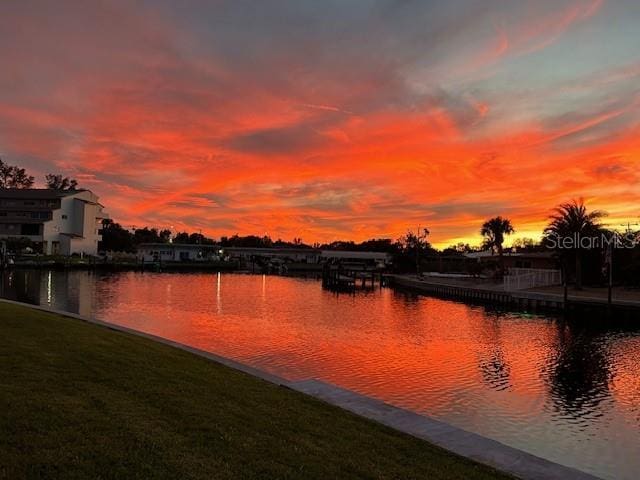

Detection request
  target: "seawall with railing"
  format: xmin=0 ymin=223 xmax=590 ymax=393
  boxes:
xmin=385 ymin=274 xmax=640 ymax=317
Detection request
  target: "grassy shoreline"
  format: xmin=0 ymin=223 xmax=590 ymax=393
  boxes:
xmin=0 ymin=302 xmax=510 ymax=479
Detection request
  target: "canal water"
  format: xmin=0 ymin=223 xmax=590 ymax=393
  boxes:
xmin=1 ymin=269 xmax=638 ymax=480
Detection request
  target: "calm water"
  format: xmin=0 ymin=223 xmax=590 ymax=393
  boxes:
xmin=2 ymin=270 xmax=639 ymax=480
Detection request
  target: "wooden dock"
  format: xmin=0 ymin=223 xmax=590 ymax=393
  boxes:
xmin=322 ymin=264 xmax=382 ymax=291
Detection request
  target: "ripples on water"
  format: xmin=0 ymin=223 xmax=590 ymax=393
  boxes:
xmin=1 ymin=270 xmax=639 ymax=480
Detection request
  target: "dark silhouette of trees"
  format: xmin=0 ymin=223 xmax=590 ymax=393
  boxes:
xmin=395 ymin=229 xmax=433 ymax=274
xmin=480 ymin=216 xmax=514 ymax=276
xmin=617 ymin=230 xmax=640 ymax=286
xmin=320 ymin=238 xmax=400 ymax=254
xmin=358 ymin=238 xmax=399 ymax=253
xmin=173 ymin=231 xmax=215 ymax=245
xmin=159 ymin=229 xmax=172 ymax=243
xmin=132 ymin=227 xmax=167 ymax=245
xmin=441 ymin=242 xmax=476 ymax=255
xmin=45 ymin=174 xmax=78 ymax=191
xmin=544 ymin=199 xmax=606 ymax=289
xmin=0 ymin=158 xmax=35 ymax=188
xmin=220 ymin=235 xmax=273 ymax=248
xmin=511 ymin=237 xmax=541 ymax=252
xmin=99 ymin=219 xmax=135 ymax=253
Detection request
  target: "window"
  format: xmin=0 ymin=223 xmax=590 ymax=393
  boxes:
xmin=62 ymin=214 xmax=68 ymax=220
xmin=21 ymin=224 xmax=40 ymax=235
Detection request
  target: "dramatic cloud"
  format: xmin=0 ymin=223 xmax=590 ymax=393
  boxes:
xmin=1 ymin=0 xmax=638 ymax=246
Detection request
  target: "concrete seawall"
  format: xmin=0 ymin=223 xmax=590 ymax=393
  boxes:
xmin=385 ymin=274 xmax=640 ymax=316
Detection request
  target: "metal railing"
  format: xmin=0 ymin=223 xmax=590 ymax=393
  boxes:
xmin=504 ymin=268 xmax=562 ymax=291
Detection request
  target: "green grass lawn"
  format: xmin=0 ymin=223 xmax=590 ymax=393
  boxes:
xmin=0 ymin=302 xmax=511 ymax=480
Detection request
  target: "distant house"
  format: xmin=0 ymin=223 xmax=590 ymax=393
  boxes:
xmin=0 ymin=188 xmax=107 ymax=256
xmin=465 ymin=250 xmax=558 ymax=270
xmin=137 ymin=243 xmax=223 ymax=262
xmin=320 ymin=250 xmax=392 ymax=267
xmin=224 ymin=247 xmax=320 ymax=265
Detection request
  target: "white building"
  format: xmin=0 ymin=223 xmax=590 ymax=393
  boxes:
xmin=224 ymin=247 xmax=320 ymax=264
xmin=0 ymin=189 xmax=107 ymax=256
xmin=137 ymin=243 xmax=223 ymax=262
xmin=320 ymin=250 xmax=392 ymax=267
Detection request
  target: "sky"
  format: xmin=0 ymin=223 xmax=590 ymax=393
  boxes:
xmin=1 ymin=0 xmax=639 ymax=247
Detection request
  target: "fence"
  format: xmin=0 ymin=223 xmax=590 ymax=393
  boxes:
xmin=504 ymin=268 xmax=562 ymax=291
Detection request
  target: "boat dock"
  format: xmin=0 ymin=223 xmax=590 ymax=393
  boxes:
xmin=322 ymin=263 xmax=383 ymax=291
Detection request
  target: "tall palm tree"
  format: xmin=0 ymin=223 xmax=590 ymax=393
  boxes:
xmin=480 ymin=216 xmax=514 ymax=276
xmin=544 ymin=199 xmax=606 ymax=290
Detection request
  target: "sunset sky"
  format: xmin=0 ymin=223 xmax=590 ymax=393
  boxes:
xmin=1 ymin=0 xmax=639 ymax=247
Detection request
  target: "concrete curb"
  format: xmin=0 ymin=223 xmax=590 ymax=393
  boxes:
xmin=289 ymin=379 xmax=601 ymax=480
xmin=1 ymin=298 xmax=602 ymax=480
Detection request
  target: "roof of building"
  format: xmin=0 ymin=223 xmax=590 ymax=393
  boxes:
xmin=320 ymin=250 xmax=391 ymax=260
xmin=224 ymin=247 xmax=319 ymax=254
xmin=138 ymin=243 xmax=221 ymax=249
xmin=465 ymin=250 xmax=554 ymax=259
xmin=0 ymin=188 xmax=87 ymax=199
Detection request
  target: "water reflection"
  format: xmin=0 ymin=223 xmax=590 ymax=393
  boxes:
xmin=1 ymin=269 xmax=639 ymax=480
xmin=476 ymin=314 xmax=512 ymax=392
xmin=547 ymin=322 xmax=613 ymax=420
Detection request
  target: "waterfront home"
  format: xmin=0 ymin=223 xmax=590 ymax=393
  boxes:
xmin=465 ymin=250 xmax=558 ymax=270
xmin=0 ymin=188 xmax=107 ymax=256
xmin=464 ymin=249 xmax=562 ymax=289
xmin=225 ymin=247 xmax=321 ymax=266
xmin=137 ymin=243 xmax=223 ymax=263
xmin=320 ymin=250 xmax=392 ymax=268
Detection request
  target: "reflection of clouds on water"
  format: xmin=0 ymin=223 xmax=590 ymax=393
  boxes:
xmin=475 ymin=313 xmax=513 ymax=392
xmin=216 ymin=272 xmax=222 ymax=315
xmin=2 ymin=270 xmax=640 ymax=480
xmin=479 ymin=348 xmax=512 ymax=392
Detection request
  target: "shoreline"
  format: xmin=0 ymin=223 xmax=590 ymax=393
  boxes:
xmin=1 ymin=297 xmax=602 ymax=480
xmin=385 ymin=274 xmax=640 ymax=317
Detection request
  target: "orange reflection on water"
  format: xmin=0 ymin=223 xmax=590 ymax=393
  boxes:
xmin=2 ymin=270 xmax=639 ymax=480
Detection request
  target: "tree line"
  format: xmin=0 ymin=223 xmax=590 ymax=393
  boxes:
xmin=0 ymin=157 xmax=79 ymax=190
xmin=101 ymin=198 xmax=640 ymax=287
xmin=3 ymin=155 xmax=636 ymax=287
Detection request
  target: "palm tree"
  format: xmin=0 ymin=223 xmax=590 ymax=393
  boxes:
xmin=480 ymin=216 xmax=514 ymax=276
xmin=544 ymin=199 xmax=606 ymax=290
